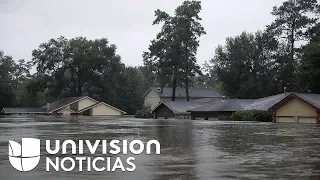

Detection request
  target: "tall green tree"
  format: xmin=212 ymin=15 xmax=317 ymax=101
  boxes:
xmin=0 ymin=51 xmax=15 ymax=109
xmin=212 ymin=31 xmax=279 ymax=98
xmin=269 ymin=0 xmax=319 ymax=59
xmin=267 ymin=0 xmax=319 ymax=90
xmin=144 ymin=0 xmax=205 ymax=101
xmin=32 ymin=36 xmax=123 ymax=98
xmin=31 ymin=36 xmax=146 ymax=114
xmin=173 ymin=0 xmax=205 ymax=101
xmin=0 ymin=51 xmax=31 ymax=109
xmin=298 ymin=24 xmax=320 ymax=93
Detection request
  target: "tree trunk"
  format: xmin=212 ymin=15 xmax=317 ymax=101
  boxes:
xmin=77 ymin=79 xmax=82 ymax=96
xmin=185 ymin=44 xmax=190 ymax=102
xmin=185 ymin=77 xmax=189 ymax=102
xmin=185 ymin=59 xmax=190 ymax=102
xmin=290 ymin=34 xmax=295 ymax=61
xmin=290 ymin=20 xmax=295 ymax=62
xmin=172 ymin=76 xmax=176 ymax=101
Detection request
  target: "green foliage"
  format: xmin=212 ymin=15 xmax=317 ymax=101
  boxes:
xmin=32 ymin=36 xmax=122 ymax=97
xmin=232 ymin=110 xmax=273 ymax=122
xmin=144 ymin=0 xmax=205 ymax=101
xmin=298 ymin=27 xmax=320 ymax=93
xmin=0 ymin=83 xmax=15 ymax=110
xmin=135 ymin=106 xmax=153 ymax=119
xmin=212 ymin=31 xmax=280 ymax=98
xmin=30 ymin=37 xmax=149 ymax=114
xmin=209 ymin=0 xmax=320 ymax=98
xmin=0 ymin=51 xmax=32 ymax=109
xmin=268 ymin=0 xmax=319 ymax=58
xmin=2 ymin=0 xmax=320 ymax=114
xmin=267 ymin=0 xmax=320 ymax=89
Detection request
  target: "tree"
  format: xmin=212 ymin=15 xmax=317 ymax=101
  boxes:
xmin=31 ymin=36 xmax=147 ymax=114
xmin=143 ymin=16 xmax=184 ymax=101
xmin=212 ymin=31 xmax=280 ymax=98
xmin=267 ymin=0 xmax=319 ymax=89
xmin=118 ymin=67 xmax=146 ymax=114
xmin=173 ymin=0 xmax=205 ymax=101
xmin=32 ymin=36 xmax=123 ymax=99
xmin=0 ymin=51 xmax=19 ymax=109
xmin=144 ymin=0 xmax=205 ymax=101
xmin=298 ymin=24 xmax=320 ymax=93
xmin=269 ymin=0 xmax=319 ymax=60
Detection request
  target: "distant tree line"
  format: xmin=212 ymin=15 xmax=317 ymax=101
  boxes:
xmin=1 ymin=0 xmax=320 ymax=113
xmin=204 ymin=0 xmax=320 ymax=98
xmin=0 ymin=38 xmax=149 ymax=114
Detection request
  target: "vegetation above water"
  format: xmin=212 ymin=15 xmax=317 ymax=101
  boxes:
xmin=1 ymin=0 xmax=320 ymax=115
xmin=135 ymin=106 xmax=153 ymax=119
xmin=232 ymin=110 xmax=273 ymax=122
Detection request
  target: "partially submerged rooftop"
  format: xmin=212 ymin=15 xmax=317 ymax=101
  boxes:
xmin=1 ymin=108 xmax=47 ymax=114
xmin=145 ymin=87 xmax=223 ymax=98
xmin=152 ymin=92 xmax=320 ymax=115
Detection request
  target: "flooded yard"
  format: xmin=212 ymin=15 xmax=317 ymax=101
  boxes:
xmin=1 ymin=116 xmax=320 ymax=179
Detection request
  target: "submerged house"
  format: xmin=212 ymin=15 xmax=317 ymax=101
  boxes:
xmin=143 ymin=87 xmax=223 ymax=110
xmin=150 ymin=90 xmax=320 ymax=124
xmin=1 ymin=96 xmax=126 ymax=116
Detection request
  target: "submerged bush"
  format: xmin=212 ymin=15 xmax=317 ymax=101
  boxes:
xmin=232 ymin=110 xmax=272 ymax=122
xmin=135 ymin=106 xmax=153 ymax=119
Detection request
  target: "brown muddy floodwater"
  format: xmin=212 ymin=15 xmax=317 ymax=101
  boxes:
xmin=1 ymin=116 xmax=320 ymax=180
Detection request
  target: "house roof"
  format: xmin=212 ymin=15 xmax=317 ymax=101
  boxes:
xmin=57 ymin=108 xmax=76 ymax=113
xmin=77 ymin=102 xmax=127 ymax=114
xmin=294 ymin=93 xmax=320 ymax=109
xmin=1 ymin=108 xmax=47 ymax=114
xmin=1 ymin=96 xmax=126 ymax=115
xmin=152 ymin=101 xmax=209 ymax=114
xmin=188 ymin=99 xmax=256 ymax=112
xmin=244 ymin=93 xmax=288 ymax=110
xmin=143 ymin=87 xmax=223 ymax=98
xmin=269 ymin=93 xmax=320 ymax=110
xmin=187 ymin=92 xmax=320 ymax=113
xmin=46 ymin=96 xmax=98 ymax=113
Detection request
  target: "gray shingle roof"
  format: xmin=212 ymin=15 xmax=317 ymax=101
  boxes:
xmin=159 ymin=101 xmax=210 ymax=114
xmin=1 ymin=108 xmax=47 ymax=114
xmin=1 ymin=96 xmax=105 ymax=115
xmin=188 ymin=92 xmax=320 ymax=112
xmin=294 ymin=93 xmax=320 ymax=109
xmin=46 ymin=96 xmax=86 ymax=112
xmin=244 ymin=93 xmax=288 ymax=110
xmin=189 ymin=99 xmax=256 ymax=112
xmin=150 ymin=87 xmax=223 ymax=98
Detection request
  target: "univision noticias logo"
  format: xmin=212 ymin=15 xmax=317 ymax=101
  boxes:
xmin=8 ymin=138 xmax=41 ymax=172
xmin=8 ymin=138 xmax=160 ymax=172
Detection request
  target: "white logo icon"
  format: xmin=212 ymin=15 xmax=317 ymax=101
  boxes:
xmin=8 ymin=138 xmax=40 ymax=171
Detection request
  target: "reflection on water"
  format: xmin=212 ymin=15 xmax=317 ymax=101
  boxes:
xmin=1 ymin=116 xmax=320 ymax=180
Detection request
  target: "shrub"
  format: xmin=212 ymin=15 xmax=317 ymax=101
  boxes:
xmin=135 ymin=106 xmax=153 ymax=119
xmin=232 ymin=110 xmax=272 ymax=122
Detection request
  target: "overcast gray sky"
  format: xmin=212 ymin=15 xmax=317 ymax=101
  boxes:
xmin=0 ymin=0 xmax=284 ymax=67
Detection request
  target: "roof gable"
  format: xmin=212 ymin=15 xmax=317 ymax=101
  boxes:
xmin=269 ymin=93 xmax=320 ymax=111
xmin=47 ymin=96 xmax=98 ymax=113
xmin=57 ymin=108 xmax=76 ymax=113
xmin=152 ymin=101 xmax=210 ymax=114
xmin=77 ymin=102 xmax=126 ymax=114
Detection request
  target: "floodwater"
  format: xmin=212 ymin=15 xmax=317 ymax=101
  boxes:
xmin=1 ymin=116 xmax=320 ymax=180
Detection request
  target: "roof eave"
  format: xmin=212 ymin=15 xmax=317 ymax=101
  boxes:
xmin=48 ymin=96 xmax=98 ymax=113
xmin=268 ymin=93 xmax=320 ymax=111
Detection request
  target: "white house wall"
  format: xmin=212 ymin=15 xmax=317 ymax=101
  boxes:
xmin=91 ymin=104 xmax=122 ymax=116
xmin=78 ymin=98 xmax=97 ymax=111
xmin=144 ymin=89 xmax=161 ymax=110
